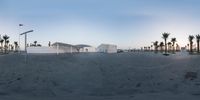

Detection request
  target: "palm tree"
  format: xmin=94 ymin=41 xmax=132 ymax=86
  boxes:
xmin=14 ymin=41 xmax=18 ymax=52
xmin=6 ymin=40 xmax=9 ymax=52
xmin=6 ymin=40 xmax=9 ymax=44
xmin=3 ymin=35 xmax=9 ymax=53
xmin=159 ymin=42 xmax=164 ymax=52
xmin=176 ymin=44 xmax=180 ymax=51
xmin=167 ymin=42 xmax=172 ymax=52
xmin=150 ymin=45 xmax=153 ymax=51
xmin=187 ymin=44 xmax=189 ymax=51
xmin=0 ymin=38 xmax=3 ymax=53
xmin=48 ymin=41 xmax=51 ymax=47
xmin=188 ymin=35 xmax=194 ymax=53
xmin=148 ymin=46 xmax=151 ymax=51
xmin=153 ymin=41 xmax=159 ymax=53
xmin=0 ymin=39 xmax=3 ymax=46
xmin=171 ymin=38 xmax=176 ymax=53
xmin=11 ymin=45 xmax=14 ymax=51
xmin=196 ymin=34 xmax=200 ymax=53
xmin=144 ymin=47 xmax=146 ymax=51
xmin=34 ymin=41 xmax=37 ymax=46
xmin=162 ymin=32 xmax=170 ymax=54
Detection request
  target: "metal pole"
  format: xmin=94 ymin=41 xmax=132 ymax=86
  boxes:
xmin=19 ymin=34 xmax=20 ymax=53
xmin=19 ymin=24 xmax=23 ymax=53
xmin=25 ymin=34 xmax=27 ymax=53
xmin=57 ymin=43 xmax=59 ymax=55
xmin=71 ymin=46 xmax=72 ymax=53
xmin=20 ymin=30 xmax=33 ymax=63
xmin=25 ymin=33 xmax=27 ymax=63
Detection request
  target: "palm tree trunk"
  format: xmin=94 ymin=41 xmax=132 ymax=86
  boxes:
xmin=197 ymin=41 xmax=199 ymax=53
xmin=173 ymin=43 xmax=175 ymax=53
xmin=160 ymin=46 xmax=162 ymax=52
xmin=15 ymin=45 xmax=17 ymax=51
xmin=1 ymin=43 xmax=3 ymax=52
xmin=190 ymin=42 xmax=193 ymax=52
xmin=0 ymin=43 xmax=2 ymax=53
xmin=165 ymin=39 xmax=167 ymax=54
xmin=155 ymin=46 xmax=158 ymax=53
xmin=4 ymin=42 xmax=6 ymax=54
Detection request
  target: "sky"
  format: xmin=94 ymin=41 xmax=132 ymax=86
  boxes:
xmin=1 ymin=0 xmax=200 ymax=49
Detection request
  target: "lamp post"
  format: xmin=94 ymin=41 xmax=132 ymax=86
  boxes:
xmin=56 ymin=43 xmax=59 ymax=55
xmin=19 ymin=24 xmax=23 ymax=53
xmin=20 ymin=30 xmax=33 ymax=63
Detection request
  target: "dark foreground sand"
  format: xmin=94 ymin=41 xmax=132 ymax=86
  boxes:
xmin=0 ymin=52 xmax=200 ymax=100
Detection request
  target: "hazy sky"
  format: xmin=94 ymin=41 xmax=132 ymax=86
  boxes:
xmin=1 ymin=0 xmax=200 ymax=49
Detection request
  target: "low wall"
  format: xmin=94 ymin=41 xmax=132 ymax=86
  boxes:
xmin=27 ymin=47 xmax=64 ymax=54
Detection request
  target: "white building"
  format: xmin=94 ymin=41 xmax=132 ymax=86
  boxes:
xmin=27 ymin=42 xmax=97 ymax=54
xmin=52 ymin=42 xmax=79 ymax=53
xmin=27 ymin=47 xmax=59 ymax=54
xmin=97 ymin=44 xmax=117 ymax=53
xmin=76 ymin=44 xmax=96 ymax=52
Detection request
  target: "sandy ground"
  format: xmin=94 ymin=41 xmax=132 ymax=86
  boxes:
xmin=0 ymin=52 xmax=200 ymax=100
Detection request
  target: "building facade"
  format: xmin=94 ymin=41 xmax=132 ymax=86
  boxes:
xmin=52 ymin=42 xmax=79 ymax=53
xmin=76 ymin=44 xmax=96 ymax=52
xmin=97 ymin=44 xmax=117 ymax=53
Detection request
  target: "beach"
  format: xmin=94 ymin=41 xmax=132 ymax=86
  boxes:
xmin=0 ymin=52 xmax=200 ymax=100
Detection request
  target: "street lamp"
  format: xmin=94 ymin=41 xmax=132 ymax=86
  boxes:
xmin=19 ymin=24 xmax=23 ymax=53
xmin=20 ymin=30 xmax=33 ymax=63
xmin=20 ymin=30 xmax=34 ymax=53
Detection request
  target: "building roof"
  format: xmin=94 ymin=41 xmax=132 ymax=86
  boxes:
xmin=52 ymin=42 xmax=78 ymax=48
xmin=75 ymin=44 xmax=91 ymax=48
xmin=52 ymin=42 xmax=93 ymax=49
xmin=98 ymin=44 xmax=117 ymax=47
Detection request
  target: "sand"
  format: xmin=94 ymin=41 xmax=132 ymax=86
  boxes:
xmin=0 ymin=52 xmax=200 ymax=100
